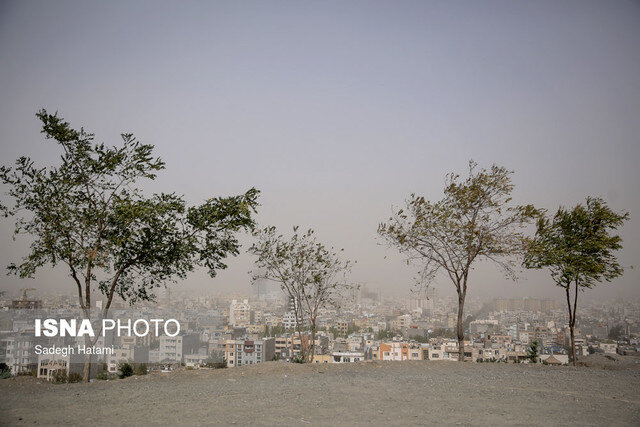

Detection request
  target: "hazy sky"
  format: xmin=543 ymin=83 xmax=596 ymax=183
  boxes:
xmin=1 ymin=0 xmax=639 ymax=301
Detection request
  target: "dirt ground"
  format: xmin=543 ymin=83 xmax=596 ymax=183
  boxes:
xmin=1 ymin=359 xmax=639 ymax=426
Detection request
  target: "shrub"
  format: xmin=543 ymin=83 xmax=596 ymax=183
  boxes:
xmin=96 ymin=371 xmax=110 ymax=380
xmin=291 ymin=355 xmax=306 ymax=364
xmin=119 ymin=363 xmax=133 ymax=379
xmin=0 ymin=371 xmax=12 ymax=379
xmin=134 ymin=363 xmax=148 ymax=376
xmin=0 ymin=363 xmax=12 ymax=379
xmin=53 ymin=370 xmax=68 ymax=383
xmin=68 ymin=372 xmax=83 ymax=383
xmin=204 ymin=357 xmax=226 ymax=369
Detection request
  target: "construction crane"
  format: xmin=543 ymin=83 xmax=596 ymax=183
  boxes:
xmin=20 ymin=287 xmax=37 ymax=301
xmin=12 ymin=288 xmax=42 ymax=309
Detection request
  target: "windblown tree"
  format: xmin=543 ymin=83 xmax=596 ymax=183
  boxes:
xmin=0 ymin=110 xmax=260 ymax=380
xmin=249 ymin=226 xmax=354 ymax=363
xmin=378 ymin=161 xmax=537 ymax=361
xmin=523 ymin=197 xmax=628 ymax=366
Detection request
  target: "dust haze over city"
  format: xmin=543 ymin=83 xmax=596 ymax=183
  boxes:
xmin=3 ymin=2 xmax=640 ymax=425
xmin=1 ymin=0 xmax=639 ymax=303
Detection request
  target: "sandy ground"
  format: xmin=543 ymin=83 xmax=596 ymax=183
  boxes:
xmin=1 ymin=359 xmax=639 ymax=426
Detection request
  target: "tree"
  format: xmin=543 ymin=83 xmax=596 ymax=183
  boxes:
xmin=0 ymin=110 xmax=259 ymax=380
xmin=118 ymin=363 xmax=133 ymax=379
xmin=527 ymin=340 xmax=539 ymax=364
xmin=0 ymin=362 xmax=11 ymax=379
xmin=249 ymin=226 xmax=354 ymax=363
xmin=523 ymin=197 xmax=628 ymax=366
xmin=378 ymin=161 xmax=537 ymax=361
xmin=608 ymin=324 xmax=624 ymax=341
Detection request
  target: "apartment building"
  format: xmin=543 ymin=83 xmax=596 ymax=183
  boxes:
xmin=158 ymin=333 xmax=200 ymax=363
xmin=379 ymin=342 xmax=419 ymax=361
xmin=282 ymin=312 xmax=297 ymax=329
xmin=224 ymin=338 xmax=275 ymax=367
xmin=4 ymin=332 xmax=47 ymax=375
xmin=229 ymin=299 xmax=254 ymax=328
xmin=272 ymin=333 xmax=328 ymax=360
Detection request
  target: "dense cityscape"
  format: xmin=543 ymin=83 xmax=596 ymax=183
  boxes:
xmin=2 ymin=284 xmax=638 ymax=380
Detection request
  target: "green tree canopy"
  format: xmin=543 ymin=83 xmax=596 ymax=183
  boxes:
xmin=523 ymin=197 xmax=628 ymax=365
xmin=0 ymin=110 xmax=259 ymax=379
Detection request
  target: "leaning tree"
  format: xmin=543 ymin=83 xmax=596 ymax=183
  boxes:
xmin=523 ymin=197 xmax=628 ymax=365
xmin=378 ymin=161 xmax=537 ymax=361
xmin=249 ymin=226 xmax=354 ymax=363
xmin=0 ymin=110 xmax=260 ymax=380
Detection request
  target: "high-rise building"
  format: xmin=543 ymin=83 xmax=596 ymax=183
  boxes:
xmin=229 ymin=299 xmax=254 ymax=327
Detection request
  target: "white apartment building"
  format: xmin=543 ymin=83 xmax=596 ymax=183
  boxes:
xmin=229 ymin=299 xmax=254 ymax=327
xmin=282 ymin=312 xmax=297 ymax=329
xmin=158 ymin=334 xmax=200 ymax=363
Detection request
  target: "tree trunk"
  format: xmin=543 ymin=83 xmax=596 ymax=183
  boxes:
xmin=457 ymin=291 xmax=466 ymax=362
xmin=82 ymin=334 xmax=92 ymax=382
xmin=565 ymin=284 xmax=578 ymax=367
xmin=82 ymin=353 xmax=92 ymax=382
xmin=294 ymin=316 xmax=306 ymax=363
xmin=569 ymin=324 xmax=576 ymax=367
xmin=308 ymin=321 xmax=316 ymax=363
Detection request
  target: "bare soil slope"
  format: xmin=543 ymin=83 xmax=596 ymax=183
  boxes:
xmin=1 ymin=360 xmax=639 ymax=425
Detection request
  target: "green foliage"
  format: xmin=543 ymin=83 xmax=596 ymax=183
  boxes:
xmin=0 ymin=363 xmax=12 ymax=379
xmin=523 ymin=197 xmax=628 ymax=365
xmin=53 ymin=370 xmax=68 ymax=383
xmin=118 ymin=363 xmax=133 ymax=378
xmin=524 ymin=197 xmax=628 ymax=291
xmin=0 ymin=110 xmax=259 ymax=311
xmin=527 ymin=340 xmax=539 ymax=363
xmin=291 ymin=354 xmax=306 ymax=364
xmin=96 ymin=371 xmax=111 ymax=380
